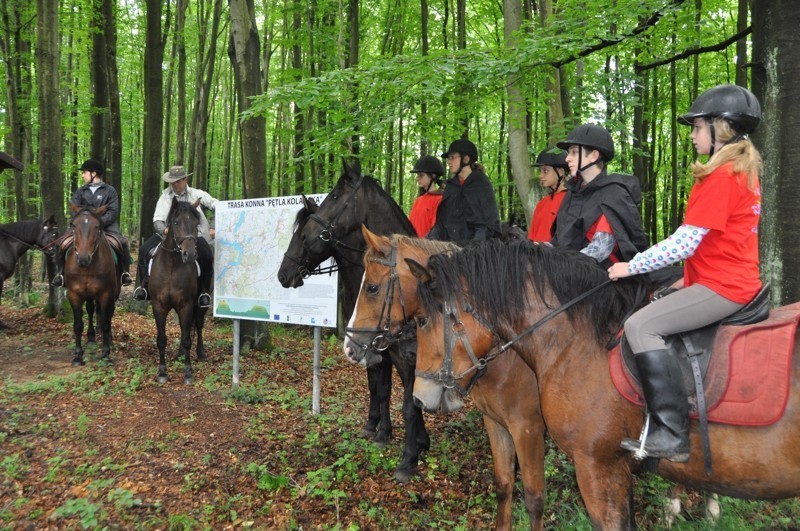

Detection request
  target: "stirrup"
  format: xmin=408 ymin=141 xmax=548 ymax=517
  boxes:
xmin=133 ymin=286 xmax=148 ymax=301
xmin=197 ymin=293 xmax=212 ymax=308
xmin=121 ymin=272 xmax=133 ymax=286
xmin=51 ymin=274 xmax=64 ymax=287
xmin=621 ymin=412 xmax=651 ymax=460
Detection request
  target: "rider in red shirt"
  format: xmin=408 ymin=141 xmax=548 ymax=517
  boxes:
xmin=408 ymin=155 xmax=445 ymax=237
xmin=608 ymin=84 xmax=763 ymax=462
xmin=528 ymin=148 xmax=569 ymax=243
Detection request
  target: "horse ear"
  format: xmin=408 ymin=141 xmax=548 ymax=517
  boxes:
xmin=301 ymin=195 xmax=317 ymax=212
xmin=45 ymin=215 xmax=56 ymax=224
xmin=192 ymin=199 xmax=201 ymax=209
xmin=69 ymin=202 xmax=80 ymax=215
xmin=171 ymin=197 xmax=180 ymax=208
xmin=95 ymin=204 xmax=108 ymax=216
xmin=362 ymin=225 xmax=391 ymax=256
xmin=342 ymin=158 xmax=360 ymax=180
xmin=405 ymin=258 xmax=433 ymax=284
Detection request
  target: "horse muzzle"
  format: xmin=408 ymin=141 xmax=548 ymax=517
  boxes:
xmin=412 ymin=381 xmax=465 ymax=414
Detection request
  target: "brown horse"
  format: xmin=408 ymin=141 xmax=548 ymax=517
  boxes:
xmin=64 ymin=204 xmax=121 ymax=365
xmin=149 ymin=198 xmax=207 ymax=384
xmin=408 ymin=239 xmax=800 ymax=529
xmin=344 ymin=227 xmax=546 ymax=530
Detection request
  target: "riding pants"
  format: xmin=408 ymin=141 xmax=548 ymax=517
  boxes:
xmin=624 ymin=284 xmax=744 ymax=353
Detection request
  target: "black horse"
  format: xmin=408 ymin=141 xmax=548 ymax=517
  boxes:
xmin=0 ymin=216 xmax=59 ymax=327
xmin=277 ymin=160 xmax=428 ymax=482
xmin=149 ymin=198 xmax=208 ymax=384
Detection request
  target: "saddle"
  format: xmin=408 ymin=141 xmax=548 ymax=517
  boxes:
xmin=60 ymin=232 xmax=124 ymax=257
xmin=611 ymin=285 xmax=800 ymax=427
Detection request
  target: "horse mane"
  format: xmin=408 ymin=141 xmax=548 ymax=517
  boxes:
xmin=167 ymin=200 xmax=201 ymax=224
xmin=421 ymin=240 xmax=646 ymax=345
xmin=358 ymin=177 xmax=416 ymax=235
xmin=293 ymin=204 xmax=313 ymax=231
xmin=0 ymin=219 xmax=41 ymax=242
xmin=383 ymin=234 xmax=459 ymax=258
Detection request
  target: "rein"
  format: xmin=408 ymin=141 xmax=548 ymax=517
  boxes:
xmin=304 ymin=174 xmax=366 ymax=268
xmin=416 ymin=279 xmax=614 ymax=394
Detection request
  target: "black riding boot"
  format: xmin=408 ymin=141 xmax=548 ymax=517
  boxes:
xmin=120 ymin=240 xmax=133 ymax=286
xmin=620 ymin=349 xmax=690 ymax=463
xmin=51 ymin=250 xmax=65 ymax=287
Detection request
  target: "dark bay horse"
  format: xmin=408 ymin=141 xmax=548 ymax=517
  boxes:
xmin=149 ymin=198 xmax=207 ymax=384
xmin=64 ymin=205 xmax=120 ymax=365
xmin=344 ymin=227 xmax=545 ymax=530
xmin=277 ymin=160 xmax=428 ymax=483
xmin=409 ymin=239 xmax=800 ymax=529
xmin=0 ymin=215 xmax=59 ymax=301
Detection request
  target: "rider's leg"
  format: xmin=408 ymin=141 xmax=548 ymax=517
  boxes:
xmin=51 ymin=246 xmax=65 ymax=287
xmin=133 ymin=234 xmax=160 ymax=300
xmin=196 ymin=238 xmax=213 ymax=308
xmin=119 ymin=236 xmax=133 ymax=286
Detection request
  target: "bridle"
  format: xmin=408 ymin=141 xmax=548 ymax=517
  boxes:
xmin=71 ymin=211 xmax=104 ymax=264
xmin=303 ymin=174 xmax=366 ymax=266
xmin=344 ymin=242 xmax=415 ymax=356
xmin=160 ymin=208 xmax=199 ymax=254
xmin=415 ymin=279 xmax=614 ymax=397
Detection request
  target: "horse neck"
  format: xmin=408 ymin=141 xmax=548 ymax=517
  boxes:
xmin=0 ymin=221 xmax=37 ymax=258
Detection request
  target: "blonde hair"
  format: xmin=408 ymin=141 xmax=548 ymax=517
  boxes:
xmin=691 ymin=117 xmax=762 ymax=191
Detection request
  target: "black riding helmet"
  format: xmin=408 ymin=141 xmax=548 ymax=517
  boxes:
xmin=532 ymin=147 xmax=569 ymax=169
xmin=677 ymin=84 xmax=761 ymax=135
xmin=556 ymin=124 xmax=615 ymax=162
xmin=441 ymin=139 xmax=479 ymax=163
xmin=410 ymin=155 xmax=446 ymax=177
xmin=78 ymin=159 xmax=105 ymax=175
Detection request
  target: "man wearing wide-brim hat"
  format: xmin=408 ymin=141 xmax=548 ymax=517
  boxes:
xmin=133 ymin=165 xmax=218 ymax=307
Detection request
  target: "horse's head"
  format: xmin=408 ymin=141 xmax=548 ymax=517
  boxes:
xmin=299 ymin=160 xmax=365 ymax=259
xmin=277 ymin=195 xmax=319 ymax=288
xmin=70 ymin=204 xmax=107 ymax=267
xmin=167 ymin=198 xmax=202 ymax=264
xmin=36 ymin=215 xmax=59 ymax=256
xmin=343 ymin=226 xmax=458 ymax=366
xmin=406 ymin=257 xmax=496 ymax=415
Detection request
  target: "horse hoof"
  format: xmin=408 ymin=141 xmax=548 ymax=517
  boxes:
xmin=373 ymin=439 xmax=389 ymax=449
xmin=157 ymin=375 xmax=168 ymax=384
xmin=184 ymin=377 xmax=194 ymax=385
xmin=393 ymin=467 xmax=416 ymax=484
xmin=359 ymin=428 xmax=377 ymax=439
xmin=71 ymin=359 xmax=85 ymax=367
xmin=197 ymin=351 xmax=207 ymax=362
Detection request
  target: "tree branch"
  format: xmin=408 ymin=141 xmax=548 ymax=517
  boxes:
xmin=551 ymin=0 xmax=688 ymax=68
xmin=636 ymin=26 xmax=752 ymax=72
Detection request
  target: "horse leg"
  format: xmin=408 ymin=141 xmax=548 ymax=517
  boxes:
xmin=97 ymin=296 xmax=114 ymax=363
xmin=389 ymin=342 xmax=428 ymax=483
xmin=372 ymin=356 xmax=393 ymax=446
xmin=178 ymin=306 xmax=195 ymax=384
xmin=194 ymin=307 xmax=207 ymax=361
xmin=361 ymin=362 xmax=383 ymax=439
xmin=86 ymin=299 xmax=96 ymax=344
xmin=483 ymin=417 xmax=519 ymax=531
xmin=509 ymin=417 xmax=546 ymax=531
xmin=69 ymin=299 xmax=85 ymax=366
xmin=153 ymin=306 xmax=169 ymax=384
xmin=572 ymin=455 xmax=635 ymax=530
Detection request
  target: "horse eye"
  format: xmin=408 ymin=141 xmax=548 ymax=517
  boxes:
xmin=416 ymin=315 xmax=428 ymax=328
xmin=365 ymin=284 xmax=379 ymax=295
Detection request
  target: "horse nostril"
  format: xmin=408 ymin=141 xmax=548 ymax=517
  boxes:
xmin=412 ymin=396 xmax=425 ymax=409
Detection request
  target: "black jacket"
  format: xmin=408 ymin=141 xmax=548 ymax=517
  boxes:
xmin=71 ymin=181 xmax=121 ymax=235
xmin=551 ymin=171 xmax=648 ymax=266
xmin=428 ymin=168 xmax=501 ymax=242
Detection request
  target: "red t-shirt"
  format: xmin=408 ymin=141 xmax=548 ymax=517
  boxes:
xmin=683 ymin=163 xmax=761 ymax=303
xmin=528 ymin=190 xmax=566 ymax=243
xmin=409 ymin=192 xmax=443 ymax=237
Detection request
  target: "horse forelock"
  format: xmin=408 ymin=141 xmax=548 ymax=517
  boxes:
xmin=422 ymin=241 xmax=643 ymax=345
xmin=293 ymin=205 xmax=312 ymax=231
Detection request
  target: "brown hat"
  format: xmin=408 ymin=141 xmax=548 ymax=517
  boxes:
xmin=162 ymin=165 xmax=192 ymax=183
xmin=0 ymin=151 xmax=24 ymax=172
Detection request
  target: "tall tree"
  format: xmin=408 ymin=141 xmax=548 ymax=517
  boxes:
xmin=102 ymin=0 xmax=123 ymax=201
xmin=752 ymin=0 xmax=800 ymax=305
xmin=36 ymin=0 xmax=63 ymax=315
xmin=139 ymin=0 xmax=165 ymax=244
xmin=504 ymin=0 xmax=534 ymax=219
xmin=229 ymin=0 xmax=267 ymax=198
xmin=89 ymin=0 xmax=109 ymax=162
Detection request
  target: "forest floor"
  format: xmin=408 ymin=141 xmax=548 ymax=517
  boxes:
xmin=2 ymin=285 xmax=798 ymax=529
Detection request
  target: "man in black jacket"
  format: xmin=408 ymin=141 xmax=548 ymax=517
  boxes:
xmin=427 ymin=138 xmax=501 ymax=242
xmin=551 ymin=124 xmax=648 ymax=267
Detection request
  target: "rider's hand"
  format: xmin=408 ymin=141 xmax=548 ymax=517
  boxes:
xmin=608 ymin=262 xmax=632 ymax=281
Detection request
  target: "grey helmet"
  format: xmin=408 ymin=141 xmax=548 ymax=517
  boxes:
xmin=410 ymin=155 xmax=446 ymax=177
xmin=532 ymin=147 xmax=569 ymax=169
